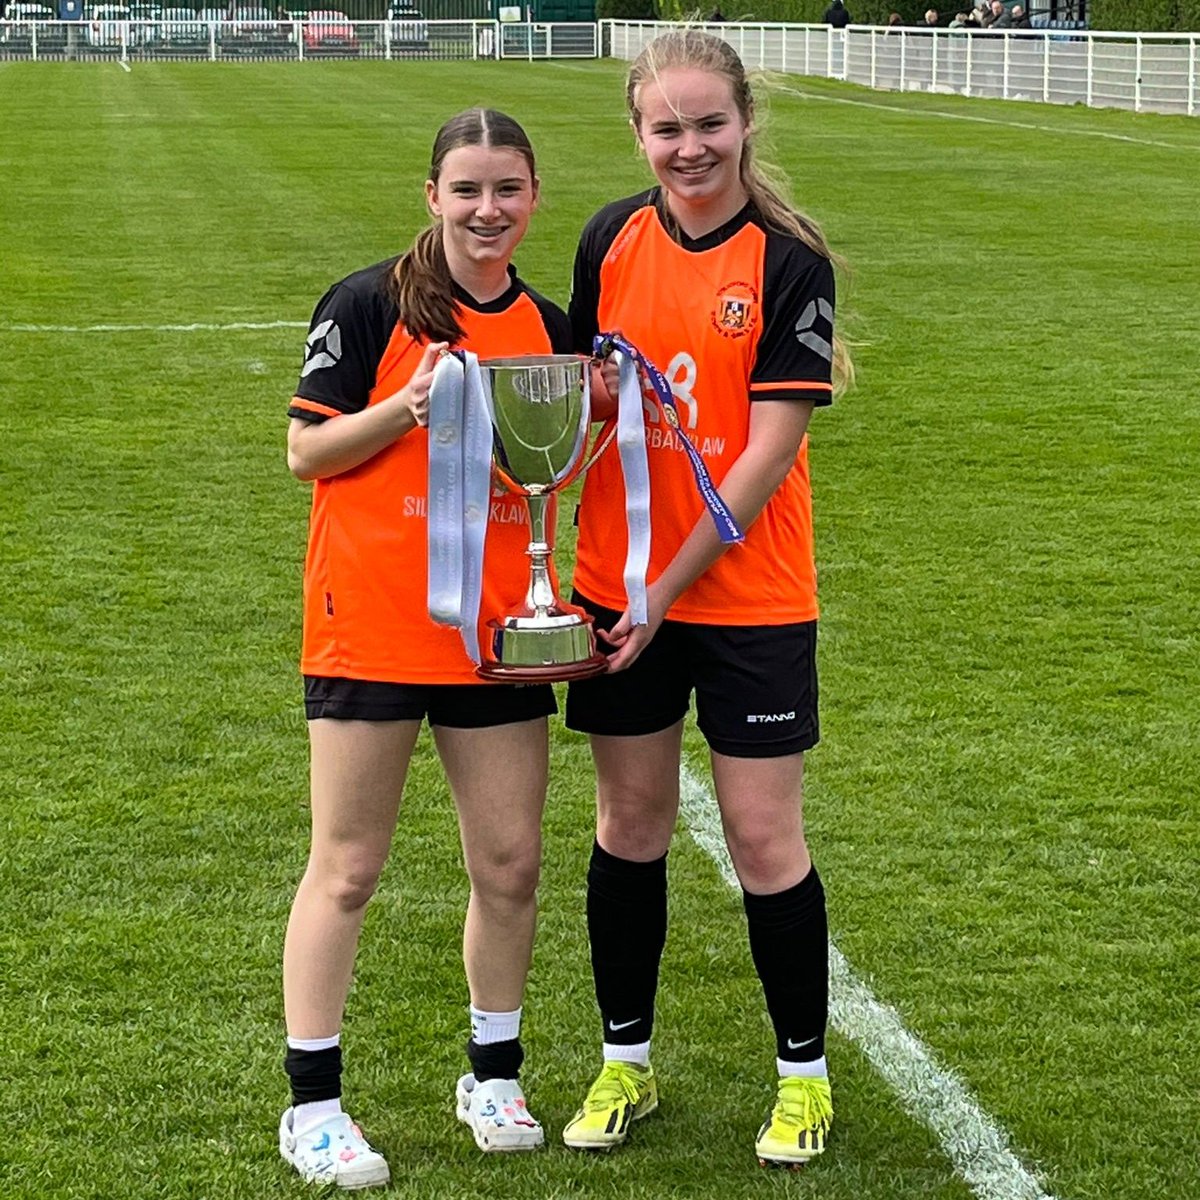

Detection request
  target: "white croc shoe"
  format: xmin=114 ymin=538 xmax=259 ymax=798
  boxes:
xmin=455 ymin=1073 xmax=545 ymax=1152
xmin=279 ymin=1107 xmax=390 ymax=1189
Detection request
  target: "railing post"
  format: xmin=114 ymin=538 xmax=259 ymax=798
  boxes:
xmin=1002 ymin=31 xmax=1010 ymax=98
xmin=1042 ymin=31 xmax=1050 ymax=101
xmin=900 ymin=29 xmax=906 ymax=91
xmin=32 ymin=19 xmax=39 ymax=59
xmin=871 ymin=27 xmax=877 ymax=88
xmin=931 ymin=28 xmax=938 ymax=91
xmin=1085 ymin=31 xmax=1093 ymax=106
xmin=803 ymin=26 xmax=810 ymax=75
xmin=208 ymin=21 xmax=215 ymax=61
xmin=1134 ymin=35 xmax=1142 ymax=113
xmin=1189 ymin=36 xmax=1196 ymax=117
xmin=965 ymin=28 xmax=973 ymax=96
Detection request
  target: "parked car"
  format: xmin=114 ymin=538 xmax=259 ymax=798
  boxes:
xmin=0 ymin=1 xmax=63 ymax=48
xmin=157 ymin=6 xmax=208 ymax=46
xmin=386 ymin=2 xmax=425 ymax=48
xmin=86 ymin=3 xmax=132 ymax=47
xmin=302 ymin=8 xmax=356 ymax=51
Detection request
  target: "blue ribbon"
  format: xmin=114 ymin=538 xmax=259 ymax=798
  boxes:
xmin=594 ymin=333 xmax=744 ymax=545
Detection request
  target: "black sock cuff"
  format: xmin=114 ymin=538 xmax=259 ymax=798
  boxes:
xmin=590 ymin=841 xmax=668 ymax=879
xmin=284 ymin=1044 xmax=343 ymax=1106
xmin=743 ymin=866 xmax=824 ymax=920
xmin=466 ymin=1037 xmax=524 ymax=1082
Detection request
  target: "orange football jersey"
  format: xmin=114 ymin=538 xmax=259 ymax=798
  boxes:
xmin=290 ymin=259 xmax=572 ymax=683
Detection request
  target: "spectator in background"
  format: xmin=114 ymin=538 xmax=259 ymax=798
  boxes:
xmin=887 ymin=10 xmax=903 ymax=26
xmin=1011 ymin=3 xmax=1031 ymax=25
xmin=922 ymin=8 xmax=940 ymax=24
xmin=947 ymin=10 xmax=971 ymax=26
xmin=708 ymin=6 xmax=728 ymax=19
xmin=983 ymin=0 xmax=1009 ymax=25
xmin=824 ymin=0 xmax=852 ymax=26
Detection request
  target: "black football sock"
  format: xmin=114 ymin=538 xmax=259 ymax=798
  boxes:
xmin=743 ymin=866 xmax=829 ymax=1064
xmin=587 ymin=840 xmax=667 ymax=1047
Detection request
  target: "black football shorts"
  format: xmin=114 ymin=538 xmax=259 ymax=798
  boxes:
xmin=564 ymin=594 xmax=818 ymax=758
xmin=304 ymin=675 xmax=556 ymax=728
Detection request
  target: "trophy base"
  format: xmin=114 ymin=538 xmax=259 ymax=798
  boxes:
xmin=477 ymin=611 xmax=608 ymax=683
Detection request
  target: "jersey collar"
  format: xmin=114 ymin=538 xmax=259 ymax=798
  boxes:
xmin=452 ymin=264 xmax=521 ymax=313
xmin=652 ymin=188 xmax=755 ymax=251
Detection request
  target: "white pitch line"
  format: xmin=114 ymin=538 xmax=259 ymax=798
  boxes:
xmin=118 ymin=59 xmax=131 ymax=72
xmin=5 ymin=320 xmax=307 ymax=333
xmin=779 ymin=83 xmax=1200 ymax=152
xmin=679 ymin=764 xmax=1057 ymax=1200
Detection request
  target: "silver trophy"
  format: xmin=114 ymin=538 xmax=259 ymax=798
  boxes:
xmin=477 ymin=354 xmax=607 ymax=682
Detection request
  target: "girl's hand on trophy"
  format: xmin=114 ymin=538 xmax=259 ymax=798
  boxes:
xmin=598 ymin=586 xmax=669 ymax=674
xmin=401 ymin=341 xmax=448 ymax=427
xmin=589 ymin=359 xmax=619 ymax=421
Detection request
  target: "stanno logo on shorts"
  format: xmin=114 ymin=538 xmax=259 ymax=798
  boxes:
xmin=746 ymin=711 xmax=796 ymax=723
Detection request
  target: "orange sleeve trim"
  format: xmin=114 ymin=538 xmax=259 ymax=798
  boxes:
xmin=290 ymin=397 xmax=342 ymax=418
xmin=750 ymin=380 xmax=834 ymax=393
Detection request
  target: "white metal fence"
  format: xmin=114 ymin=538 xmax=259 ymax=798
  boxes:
xmin=606 ymin=19 xmax=1199 ymax=117
xmin=3 ymin=14 xmax=1195 ymax=116
xmin=0 ymin=17 xmax=599 ymax=62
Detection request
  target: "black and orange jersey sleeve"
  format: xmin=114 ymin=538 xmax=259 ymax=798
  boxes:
xmin=289 ymin=258 xmax=401 ymax=424
xmin=749 ymin=234 xmax=836 ymax=406
xmin=569 ymin=192 xmax=654 ymax=353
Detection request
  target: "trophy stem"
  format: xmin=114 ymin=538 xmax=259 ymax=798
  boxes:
xmin=524 ymin=491 xmax=555 ymax=617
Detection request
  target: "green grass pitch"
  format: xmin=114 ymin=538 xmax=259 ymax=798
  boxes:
xmin=0 ymin=58 xmax=1197 ymax=1200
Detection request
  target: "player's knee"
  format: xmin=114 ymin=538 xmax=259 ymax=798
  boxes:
xmin=317 ymin=857 xmax=385 ymax=913
xmin=470 ymin=845 xmax=541 ymax=907
xmin=728 ymin=829 xmax=804 ymax=893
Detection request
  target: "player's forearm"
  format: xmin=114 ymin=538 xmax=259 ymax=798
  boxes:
xmin=287 ymin=400 xmax=418 ymax=481
xmin=650 ymin=453 xmax=786 ymax=607
xmin=651 ymin=402 xmax=814 ymax=609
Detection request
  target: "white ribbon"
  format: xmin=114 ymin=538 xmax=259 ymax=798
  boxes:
xmin=612 ymin=350 xmax=651 ymax=627
xmin=427 ymin=351 xmax=494 ymax=664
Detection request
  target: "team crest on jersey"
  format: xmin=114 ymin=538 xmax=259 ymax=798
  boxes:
xmin=711 ymin=282 xmax=758 ymax=339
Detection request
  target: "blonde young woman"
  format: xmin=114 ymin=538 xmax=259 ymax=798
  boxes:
xmin=280 ymin=108 xmax=570 ymax=1188
xmin=561 ymin=30 xmax=851 ymax=1167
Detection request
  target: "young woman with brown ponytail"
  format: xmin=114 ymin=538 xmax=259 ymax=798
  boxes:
xmin=279 ymin=108 xmax=570 ymax=1187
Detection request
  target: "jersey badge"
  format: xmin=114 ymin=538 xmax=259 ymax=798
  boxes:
xmin=711 ymin=282 xmax=759 ymax=340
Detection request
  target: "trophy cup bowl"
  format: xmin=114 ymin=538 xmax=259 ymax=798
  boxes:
xmin=476 ymin=354 xmax=608 ymax=682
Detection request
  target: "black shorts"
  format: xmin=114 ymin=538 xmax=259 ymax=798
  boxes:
xmin=304 ymin=676 xmax=556 ymax=728
xmin=564 ymin=595 xmax=819 ymax=758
